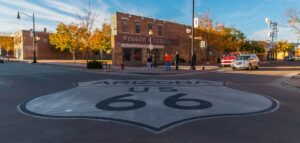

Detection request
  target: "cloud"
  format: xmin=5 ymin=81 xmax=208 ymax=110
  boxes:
xmin=44 ymin=0 xmax=85 ymax=16
xmin=1 ymin=0 xmax=77 ymax=22
xmin=0 ymin=0 xmax=112 ymax=33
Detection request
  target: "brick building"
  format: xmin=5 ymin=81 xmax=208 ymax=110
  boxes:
xmin=14 ymin=29 xmax=74 ymax=60
xmin=111 ymin=12 xmax=191 ymax=66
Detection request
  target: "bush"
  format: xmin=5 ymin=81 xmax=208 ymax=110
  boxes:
xmin=87 ymin=61 xmax=103 ymax=69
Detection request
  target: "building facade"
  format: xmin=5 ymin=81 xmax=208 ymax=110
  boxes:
xmin=111 ymin=12 xmax=191 ymax=66
xmin=14 ymin=29 xmax=74 ymax=60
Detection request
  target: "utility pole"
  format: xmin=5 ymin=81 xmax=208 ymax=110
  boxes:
xmin=191 ymin=0 xmax=196 ymax=70
xmin=265 ymin=17 xmax=278 ymax=60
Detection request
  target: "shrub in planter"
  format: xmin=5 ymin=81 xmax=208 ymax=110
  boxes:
xmin=87 ymin=61 xmax=103 ymax=69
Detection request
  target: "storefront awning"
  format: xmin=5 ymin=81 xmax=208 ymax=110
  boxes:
xmin=121 ymin=43 xmax=164 ymax=49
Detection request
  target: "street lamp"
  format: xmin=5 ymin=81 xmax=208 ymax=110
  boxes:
xmin=185 ymin=0 xmax=196 ymax=70
xmin=148 ymin=29 xmax=153 ymax=51
xmin=17 ymin=11 xmax=37 ymax=63
xmin=148 ymin=29 xmax=155 ymax=67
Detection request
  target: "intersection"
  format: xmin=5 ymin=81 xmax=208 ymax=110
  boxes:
xmin=1 ymin=61 xmax=299 ymax=143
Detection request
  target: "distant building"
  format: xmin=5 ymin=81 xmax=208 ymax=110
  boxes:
xmin=111 ymin=12 xmax=191 ymax=66
xmin=14 ymin=28 xmax=73 ymax=60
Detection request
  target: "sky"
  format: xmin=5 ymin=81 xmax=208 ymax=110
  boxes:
xmin=0 ymin=0 xmax=299 ymax=42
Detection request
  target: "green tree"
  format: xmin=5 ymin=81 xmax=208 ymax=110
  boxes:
xmin=241 ymin=41 xmax=265 ymax=53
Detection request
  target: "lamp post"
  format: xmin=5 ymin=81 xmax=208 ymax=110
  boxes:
xmin=265 ymin=17 xmax=278 ymax=61
xmin=185 ymin=0 xmax=196 ymax=70
xmin=17 ymin=11 xmax=37 ymax=63
xmin=191 ymin=0 xmax=195 ymax=70
xmin=149 ymin=29 xmax=153 ymax=51
xmin=148 ymin=29 xmax=154 ymax=67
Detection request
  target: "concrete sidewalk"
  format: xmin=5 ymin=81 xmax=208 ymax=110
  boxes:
xmin=9 ymin=59 xmax=221 ymax=75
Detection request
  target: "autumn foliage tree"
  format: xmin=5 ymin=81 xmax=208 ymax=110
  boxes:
xmin=194 ymin=11 xmax=245 ymax=62
xmin=0 ymin=36 xmax=14 ymax=56
xmin=275 ymin=40 xmax=293 ymax=57
xmin=49 ymin=23 xmax=85 ymax=62
xmin=89 ymin=23 xmax=111 ymax=60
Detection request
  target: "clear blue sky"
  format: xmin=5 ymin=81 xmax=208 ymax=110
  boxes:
xmin=0 ymin=0 xmax=299 ymax=42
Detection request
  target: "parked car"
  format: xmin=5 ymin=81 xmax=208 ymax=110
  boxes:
xmin=0 ymin=56 xmax=4 ymax=63
xmin=231 ymin=54 xmax=260 ymax=70
xmin=221 ymin=53 xmax=238 ymax=67
xmin=283 ymin=56 xmax=295 ymax=61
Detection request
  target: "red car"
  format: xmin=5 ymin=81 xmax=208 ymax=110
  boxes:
xmin=221 ymin=53 xmax=239 ymax=67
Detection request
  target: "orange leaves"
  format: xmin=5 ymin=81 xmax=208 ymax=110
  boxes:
xmin=0 ymin=36 xmax=14 ymax=52
xmin=89 ymin=23 xmax=111 ymax=53
xmin=50 ymin=22 xmax=112 ymax=55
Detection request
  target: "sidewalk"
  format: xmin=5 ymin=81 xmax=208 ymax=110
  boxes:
xmin=286 ymin=73 xmax=300 ymax=89
xmin=10 ymin=59 xmax=220 ymax=75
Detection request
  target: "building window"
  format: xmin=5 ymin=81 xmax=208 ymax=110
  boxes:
xmin=133 ymin=49 xmax=142 ymax=61
xmin=148 ymin=23 xmax=153 ymax=31
xmin=122 ymin=20 xmax=129 ymax=32
xmin=43 ymin=38 xmax=48 ymax=43
xmin=123 ymin=48 xmax=131 ymax=61
xmin=123 ymin=48 xmax=142 ymax=61
xmin=135 ymin=22 xmax=141 ymax=34
xmin=158 ymin=25 xmax=163 ymax=36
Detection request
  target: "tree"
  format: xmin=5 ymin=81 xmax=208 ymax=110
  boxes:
xmin=194 ymin=11 xmax=245 ymax=62
xmin=275 ymin=41 xmax=293 ymax=57
xmin=77 ymin=2 xmax=97 ymax=62
xmin=89 ymin=23 xmax=111 ymax=60
xmin=241 ymin=41 xmax=265 ymax=54
xmin=49 ymin=23 xmax=85 ymax=62
xmin=0 ymin=36 xmax=14 ymax=57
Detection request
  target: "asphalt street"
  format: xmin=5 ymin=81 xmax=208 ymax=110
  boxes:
xmin=0 ymin=61 xmax=300 ymax=143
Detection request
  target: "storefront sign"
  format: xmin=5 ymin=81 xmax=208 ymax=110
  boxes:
xmin=116 ymin=34 xmax=179 ymax=46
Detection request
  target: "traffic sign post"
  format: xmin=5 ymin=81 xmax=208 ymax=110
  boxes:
xmin=200 ymin=41 xmax=206 ymax=48
xmin=200 ymin=41 xmax=206 ymax=70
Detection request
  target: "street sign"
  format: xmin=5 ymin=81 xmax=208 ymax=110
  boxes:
xmin=30 ymin=29 xmax=33 ymax=37
xmin=194 ymin=17 xmax=199 ymax=28
xmin=200 ymin=41 xmax=206 ymax=48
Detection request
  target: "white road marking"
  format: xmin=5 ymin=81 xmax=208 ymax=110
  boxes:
xmin=20 ymin=80 xmax=278 ymax=132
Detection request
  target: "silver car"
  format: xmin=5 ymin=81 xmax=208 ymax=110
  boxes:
xmin=231 ymin=54 xmax=260 ymax=70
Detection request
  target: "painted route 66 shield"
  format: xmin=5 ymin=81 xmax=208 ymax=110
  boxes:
xmin=19 ymin=80 xmax=278 ymax=132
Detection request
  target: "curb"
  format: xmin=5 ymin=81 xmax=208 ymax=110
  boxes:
xmin=284 ymin=74 xmax=300 ymax=89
